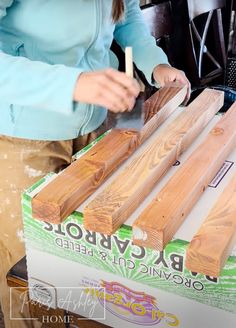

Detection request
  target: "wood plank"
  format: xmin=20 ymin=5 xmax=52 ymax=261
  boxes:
xmin=6 ymin=276 xmax=27 ymax=289
xmin=84 ymin=89 xmax=224 ymax=235
xmin=32 ymin=129 xmax=139 ymax=223
xmin=140 ymin=83 xmax=187 ymax=141
xmin=185 ymin=170 xmax=236 ymax=277
xmin=32 ymin=85 xmax=186 ymax=224
xmin=133 ymin=102 xmax=236 ymax=251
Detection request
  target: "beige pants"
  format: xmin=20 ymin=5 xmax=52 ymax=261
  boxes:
xmin=0 ymin=129 xmax=103 ymax=328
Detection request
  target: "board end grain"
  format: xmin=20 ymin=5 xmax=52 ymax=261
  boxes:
xmin=132 ymin=225 xmax=164 ymax=250
xmin=32 ymin=197 xmax=62 ymax=224
xmin=83 ymin=208 xmax=114 ymax=235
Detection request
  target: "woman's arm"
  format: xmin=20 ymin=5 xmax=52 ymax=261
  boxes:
xmin=0 ymin=52 xmax=84 ymax=114
xmin=0 ymin=1 xmax=83 ymax=115
xmin=0 ymin=1 xmax=139 ymax=114
xmin=73 ymin=69 xmax=139 ymax=113
xmin=114 ymin=0 xmax=169 ymax=84
xmin=114 ymin=0 xmax=190 ymax=98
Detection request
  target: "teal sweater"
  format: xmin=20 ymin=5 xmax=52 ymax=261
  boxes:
xmin=0 ymin=0 xmax=169 ymax=140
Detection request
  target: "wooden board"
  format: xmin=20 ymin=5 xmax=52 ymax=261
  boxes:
xmin=84 ymin=89 xmax=224 ymax=235
xmin=132 ymin=102 xmax=236 ymax=250
xmin=32 ymin=129 xmax=139 ymax=223
xmin=140 ymin=83 xmax=187 ymax=141
xmin=185 ymin=169 xmax=236 ymax=277
xmin=32 ymin=85 xmax=187 ymax=223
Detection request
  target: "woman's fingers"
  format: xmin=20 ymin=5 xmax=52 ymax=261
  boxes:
xmin=99 ymin=73 xmax=136 ymax=111
xmin=105 ymin=68 xmax=140 ymax=97
xmin=73 ymin=69 xmax=140 ymax=113
xmin=153 ymin=64 xmax=191 ymax=103
xmin=174 ymin=71 xmax=191 ymax=104
xmin=98 ymin=80 xmax=136 ymax=112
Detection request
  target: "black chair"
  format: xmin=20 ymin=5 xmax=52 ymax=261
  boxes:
xmin=171 ymin=0 xmax=228 ymax=88
xmin=136 ymin=2 xmax=174 ymax=86
xmin=225 ymin=0 xmax=236 ymax=89
xmin=140 ymin=2 xmax=174 ymax=64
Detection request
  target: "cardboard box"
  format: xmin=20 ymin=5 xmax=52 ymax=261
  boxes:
xmin=26 ymin=252 xmax=236 ymax=328
xmin=23 ymin=112 xmax=236 ymax=327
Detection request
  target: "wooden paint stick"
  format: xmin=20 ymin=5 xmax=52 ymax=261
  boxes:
xmin=125 ymin=47 xmax=133 ymax=78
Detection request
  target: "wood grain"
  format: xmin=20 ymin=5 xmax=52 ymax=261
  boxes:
xmin=32 ymin=129 xmax=139 ymax=223
xmin=84 ymin=89 xmax=224 ymax=235
xmin=185 ymin=170 xmax=236 ymax=277
xmin=140 ymin=83 xmax=187 ymax=141
xmin=32 ymin=85 xmax=186 ymax=223
xmin=132 ymin=102 xmax=236 ymax=251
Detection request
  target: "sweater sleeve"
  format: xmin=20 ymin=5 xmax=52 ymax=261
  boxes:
xmin=0 ymin=0 xmax=82 ymax=115
xmin=114 ymin=0 xmax=169 ymax=84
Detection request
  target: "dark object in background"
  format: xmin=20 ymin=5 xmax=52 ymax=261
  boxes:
xmin=225 ymin=57 xmax=236 ymax=89
xmin=211 ymin=85 xmax=236 ymax=111
xmin=170 ymin=0 xmax=228 ymax=88
xmin=135 ymin=1 xmax=174 ymax=87
xmin=225 ymin=2 xmax=236 ymax=90
xmin=139 ymin=2 xmax=174 ymax=63
xmin=0 ymin=308 xmax=4 ymax=328
xmin=112 ymin=0 xmax=234 ymax=102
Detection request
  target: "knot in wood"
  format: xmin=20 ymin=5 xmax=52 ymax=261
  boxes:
xmin=212 ymin=127 xmax=224 ymax=136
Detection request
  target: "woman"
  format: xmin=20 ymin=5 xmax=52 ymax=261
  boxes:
xmin=0 ymin=0 xmax=190 ymax=327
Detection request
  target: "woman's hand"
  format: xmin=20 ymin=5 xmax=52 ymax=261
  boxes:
xmin=153 ymin=64 xmax=191 ymax=102
xmin=73 ymin=68 xmax=140 ymax=113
